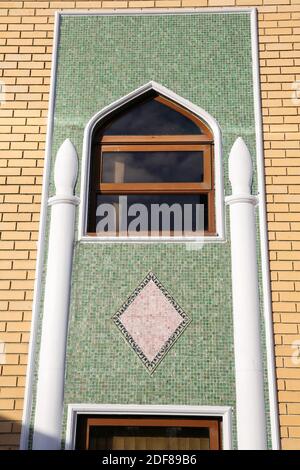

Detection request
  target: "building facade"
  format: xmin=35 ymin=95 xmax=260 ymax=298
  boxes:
xmin=0 ymin=1 xmax=300 ymax=450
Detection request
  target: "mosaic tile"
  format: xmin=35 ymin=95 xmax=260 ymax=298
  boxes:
xmin=113 ymin=272 xmax=191 ymax=374
xmin=29 ymin=12 xmax=271 ymax=449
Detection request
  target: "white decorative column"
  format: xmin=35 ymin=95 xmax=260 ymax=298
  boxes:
xmin=226 ymin=137 xmax=267 ymax=450
xmin=32 ymin=139 xmax=80 ymax=450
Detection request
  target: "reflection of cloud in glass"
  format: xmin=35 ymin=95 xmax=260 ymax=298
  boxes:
xmin=103 ymin=98 xmax=202 ymax=135
xmin=102 ymin=151 xmax=204 ymax=183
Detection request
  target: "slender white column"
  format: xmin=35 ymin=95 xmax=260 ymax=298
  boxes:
xmin=226 ymin=137 xmax=267 ymax=450
xmin=32 ymin=139 xmax=80 ymax=450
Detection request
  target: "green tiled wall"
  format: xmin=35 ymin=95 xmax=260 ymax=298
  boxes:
xmin=31 ymin=12 xmax=270 ymax=448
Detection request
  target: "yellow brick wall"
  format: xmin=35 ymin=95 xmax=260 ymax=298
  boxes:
xmin=0 ymin=0 xmax=299 ymax=450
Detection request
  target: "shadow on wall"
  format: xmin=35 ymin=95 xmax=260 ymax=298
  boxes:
xmin=0 ymin=418 xmax=21 ymax=450
xmin=0 ymin=419 xmax=66 ymax=451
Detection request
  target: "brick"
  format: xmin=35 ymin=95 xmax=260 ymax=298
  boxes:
xmin=9 ymin=301 xmax=32 ymax=311
xmin=0 ymin=222 xmax=16 ymax=231
xmin=73 ymin=0 xmax=98 ymax=5
xmin=279 ymin=271 xmax=300 ymax=280
xmin=0 ymin=2 xmax=23 ymax=6
xmin=12 ymin=260 xmax=35 ymax=270
xmin=278 ymin=252 xmax=300 ymax=260
xmin=24 ymin=2 xmax=49 ymax=7
xmin=17 ymin=377 xmax=25 ymax=387
xmin=21 ymin=332 xmax=30 ymax=342
xmin=8 ymin=24 xmax=34 ymax=32
xmin=280 ymin=313 xmax=300 ymax=323
xmin=276 ymin=345 xmax=294 ymax=356
xmin=14 ymin=399 xmax=24 ymax=410
xmin=0 ymin=280 xmax=10 ymax=289
xmin=6 ymin=322 xmax=31 ymax=332
xmin=0 ymin=261 xmax=12 ymax=269
xmin=0 ymin=422 xmax=12 ymax=433
xmin=274 ymin=323 xmax=298 ymax=334
xmin=3 ymin=213 xmax=32 ymax=222
xmin=0 ymin=312 xmax=22 ymax=321
xmin=155 ymin=0 xmax=181 ymax=5
xmin=288 ymin=404 xmax=300 ymax=414
xmin=15 ymin=242 xmax=37 ymax=250
xmin=181 ymin=0 xmax=208 ymax=4
xmin=102 ymin=1 xmax=128 ymax=6
xmin=50 ymin=1 xmax=75 ymax=6
xmin=0 ymin=290 xmax=24 ymax=300
xmin=285 ymin=380 xmax=300 ymax=391
xmin=281 ymin=438 xmax=300 ymax=450
xmin=0 ymin=387 xmax=24 ymax=399
xmin=279 ymin=391 xmax=300 ymax=402
xmin=0 ymin=332 xmax=21 ymax=343
xmin=0 ymin=241 xmax=14 ymax=250
xmin=5 ymin=343 xmax=27 ymax=353
xmin=278 ymin=368 xmax=300 ymax=379
xmin=1 ymin=365 xmax=27 ymax=376
xmin=0 ymin=376 xmax=16 ymax=387
xmin=0 ymin=297 xmax=10 ymax=310
xmin=208 ymin=0 xmax=235 ymax=4
xmin=0 ymin=433 xmax=20 ymax=446
xmin=273 ymin=302 xmax=296 ymax=312
xmin=0 ymin=399 xmax=14 ymax=410
xmin=289 ymin=428 xmax=300 ymax=438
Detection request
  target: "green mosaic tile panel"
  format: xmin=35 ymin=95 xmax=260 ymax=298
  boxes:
xmin=29 ymin=12 xmax=271 ymax=449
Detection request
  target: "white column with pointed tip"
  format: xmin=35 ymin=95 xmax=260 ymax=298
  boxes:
xmin=32 ymin=139 xmax=80 ymax=450
xmin=226 ymin=137 xmax=267 ymax=450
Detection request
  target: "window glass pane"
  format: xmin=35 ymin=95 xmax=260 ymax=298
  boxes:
xmin=95 ymin=194 xmax=208 ymax=235
xmin=102 ymin=151 xmax=204 ymax=183
xmin=102 ymin=98 xmax=202 ymax=135
xmin=88 ymin=425 xmax=210 ymax=450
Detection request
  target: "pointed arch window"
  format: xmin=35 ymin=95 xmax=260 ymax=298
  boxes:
xmin=87 ymin=92 xmax=215 ymax=236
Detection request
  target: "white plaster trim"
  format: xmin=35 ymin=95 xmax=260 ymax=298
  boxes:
xmin=79 ymin=236 xmax=226 ymax=244
xmin=65 ymin=404 xmax=232 ymax=450
xmin=48 ymin=195 xmax=80 ymax=206
xmin=226 ymin=194 xmax=258 ymax=206
xmin=19 ymin=11 xmax=61 ymax=450
xmin=78 ymin=81 xmax=224 ymax=242
xmin=250 ymin=9 xmax=280 ymax=450
xmin=61 ymin=8 xmax=255 ymax=17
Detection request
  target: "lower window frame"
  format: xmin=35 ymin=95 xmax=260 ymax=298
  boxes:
xmin=78 ymin=415 xmax=221 ymax=450
xmin=65 ymin=404 xmax=232 ymax=450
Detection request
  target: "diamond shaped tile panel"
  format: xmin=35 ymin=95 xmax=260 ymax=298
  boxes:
xmin=113 ymin=272 xmax=191 ymax=374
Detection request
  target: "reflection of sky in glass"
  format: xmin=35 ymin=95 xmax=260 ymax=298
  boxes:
xmin=103 ymin=98 xmax=202 ymax=135
xmin=96 ymin=194 xmax=208 ymax=232
xmin=102 ymin=151 xmax=203 ymax=183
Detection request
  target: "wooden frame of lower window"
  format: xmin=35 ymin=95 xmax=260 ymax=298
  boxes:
xmin=80 ymin=416 xmax=221 ymax=450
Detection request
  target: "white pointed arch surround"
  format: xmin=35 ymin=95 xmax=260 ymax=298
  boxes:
xmin=78 ymin=81 xmax=224 ymax=242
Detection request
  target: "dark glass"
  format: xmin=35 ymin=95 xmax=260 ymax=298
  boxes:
xmin=102 ymin=151 xmax=204 ymax=183
xmin=95 ymin=194 xmax=208 ymax=235
xmin=88 ymin=425 xmax=210 ymax=450
xmin=102 ymin=98 xmax=202 ymax=135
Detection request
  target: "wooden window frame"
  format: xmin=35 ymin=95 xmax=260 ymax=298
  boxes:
xmin=100 ymin=144 xmax=212 ymax=192
xmin=78 ymin=416 xmax=221 ymax=450
xmin=87 ymin=95 xmax=215 ymax=236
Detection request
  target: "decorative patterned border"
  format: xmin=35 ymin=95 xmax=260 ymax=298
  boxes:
xmin=112 ymin=272 xmax=191 ymax=374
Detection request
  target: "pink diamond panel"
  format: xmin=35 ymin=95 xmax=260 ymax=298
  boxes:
xmin=119 ymin=280 xmax=183 ymax=362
